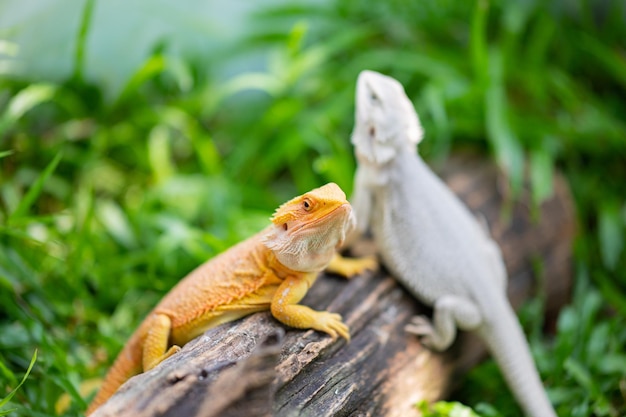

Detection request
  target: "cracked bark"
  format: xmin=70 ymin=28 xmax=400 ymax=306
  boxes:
xmin=92 ymin=151 xmax=575 ymax=417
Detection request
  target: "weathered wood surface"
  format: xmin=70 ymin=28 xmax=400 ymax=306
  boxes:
xmin=92 ymin=151 xmax=575 ymax=417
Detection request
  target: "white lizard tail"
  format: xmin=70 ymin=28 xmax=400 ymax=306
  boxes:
xmin=478 ymin=297 xmax=557 ymax=417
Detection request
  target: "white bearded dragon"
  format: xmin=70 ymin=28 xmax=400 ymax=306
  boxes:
xmin=349 ymin=70 xmax=556 ymax=417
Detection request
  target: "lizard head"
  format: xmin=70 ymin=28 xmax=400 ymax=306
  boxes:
xmin=351 ymin=70 xmax=423 ymax=165
xmin=263 ymin=183 xmax=355 ymax=272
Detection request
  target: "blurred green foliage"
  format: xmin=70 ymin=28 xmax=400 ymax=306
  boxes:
xmin=1 ymin=0 xmax=625 ymax=416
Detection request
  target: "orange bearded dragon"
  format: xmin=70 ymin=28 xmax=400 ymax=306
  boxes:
xmin=87 ymin=182 xmax=375 ymax=414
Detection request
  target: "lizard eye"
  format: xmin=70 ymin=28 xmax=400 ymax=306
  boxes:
xmin=303 ymin=199 xmax=312 ymax=211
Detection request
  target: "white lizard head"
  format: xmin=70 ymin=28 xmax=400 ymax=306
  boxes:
xmin=351 ymin=70 xmax=423 ymax=165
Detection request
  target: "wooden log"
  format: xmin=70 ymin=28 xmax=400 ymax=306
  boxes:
xmin=92 ymin=151 xmax=575 ymax=417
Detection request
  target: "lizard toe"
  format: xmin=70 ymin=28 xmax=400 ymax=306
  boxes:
xmin=405 ymin=316 xmax=450 ymax=351
xmin=314 ymin=312 xmax=350 ymax=341
xmin=330 ymin=321 xmax=350 ymax=341
xmin=405 ymin=316 xmax=436 ymax=339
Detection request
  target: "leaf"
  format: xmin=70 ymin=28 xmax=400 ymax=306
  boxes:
xmin=579 ymin=289 xmax=602 ymax=331
xmin=586 ymin=322 xmax=609 ymax=365
xmin=115 ymin=54 xmax=166 ymax=104
xmin=0 ymin=349 xmax=37 ymax=414
xmin=148 ymin=125 xmax=175 ymax=184
xmin=470 ymin=0 xmax=489 ymax=82
xmin=95 ymin=199 xmax=137 ymax=249
xmin=73 ymin=0 xmax=96 ymax=81
xmin=530 ymin=147 xmax=554 ymax=206
xmin=166 ymin=56 xmax=194 ymax=92
xmin=0 ymin=84 xmax=56 ymax=138
xmin=287 ymin=20 xmax=308 ymax=55
xmin=564 ymin=357 xmax=595 ymax=394
xmin=485 ymin=47 xmax=524 ymax=195
xmin=555 ymin=306 xmax=577 ymax=337
xmin=579 ymin=33 xmax=626 ymax=91
xmin=597 ymin=354 xmax=626 ymax=375
xmin=417 ymin=400 xmax=484 ymax=417
xmin=0 ymin=360 xmax=17 ymax=388
xmin=422 ymin=83 xmax=451 ymax=156
xmin=474 ymin=402 xmax=503 ymax=417
xmin=354 ymin=49 xmax=464 ymax=84
xmin=501 ymin=0 xmax=533 ymax=35
xmin=154 ymin=175 xmax=232 ymax=223
xmin=598 ymin=202 xmax=624 ymax=270
xmin=8 ymin=152 xmax=63 ymax=222
xmin=4 ymin=84 xmax=56 ymax=121
xmin=594 ymin=271 xmax=626 ymax=317
xmin=218 ymin=72 xmax=283 ymax=99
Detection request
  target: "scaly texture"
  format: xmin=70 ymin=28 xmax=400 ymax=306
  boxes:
xmin=349 ymin=70 xmax=557 ymax=417
xmin=87 ymin=182 xmax=376 ymax=414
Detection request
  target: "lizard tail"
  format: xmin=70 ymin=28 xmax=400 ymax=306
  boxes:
xmin=479 ymin=297 xmax=557 ymax=417
xmin=86 ymin=334 xmax=143 ymax=415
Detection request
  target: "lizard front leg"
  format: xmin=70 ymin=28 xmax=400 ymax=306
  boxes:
xmin=142 ymin=313 xmax=181 ymax=371
xmin=270 ymin=273 xmax=350 ymax=341
xmin=325 ymin=253 xmax=377 ymax=278
xmin=405 ymin=295 xmax=482 ymax=351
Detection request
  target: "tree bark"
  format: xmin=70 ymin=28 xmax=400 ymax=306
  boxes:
xmin=92 ymin=151 xmax=576 ymax=417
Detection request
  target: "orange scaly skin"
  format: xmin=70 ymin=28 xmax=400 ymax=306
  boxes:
xmin=87 ymin=183 xmax=376 ymax=414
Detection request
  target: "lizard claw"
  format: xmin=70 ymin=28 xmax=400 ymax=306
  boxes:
xmin=405 ymin=315 xmax=440 ymax=350
xmin=313 ymin=311 xmax=350 ymax=341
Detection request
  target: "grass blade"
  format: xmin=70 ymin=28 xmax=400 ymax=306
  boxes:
xmin=8 ymin=152 xmax=63 ymax=222
xmin=73 ymin=0 xmax=96 ymax=81
xmin=148 ymin=125 xmax=175 ymax=184
xmin=485 ymin=48 xmax=524 ymax=195
xmin=598 ymin=202 xmax=624 ymax=270
xmin=0 ymin=350 xmax=37 ymax=414
xmin=530 ymin=147 xmax=554 ymax=206
xmin=0 ymin=84 xmax=56 ymax=138
xmin=470 ymin=0 xmax=489 ymax=83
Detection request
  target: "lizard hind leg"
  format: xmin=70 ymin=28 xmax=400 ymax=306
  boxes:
xmin=405 ymin=295 xmax=482 ymax=351
xmin=142 ymin=313 xmax=181 ymax=371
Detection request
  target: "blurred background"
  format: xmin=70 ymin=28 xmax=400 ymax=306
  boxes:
xmin=0 ymin=0 xmax=625 ymax=416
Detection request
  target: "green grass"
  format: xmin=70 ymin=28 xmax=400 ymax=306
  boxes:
xmin=1 ymin=0 xmax=625 ymax=416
